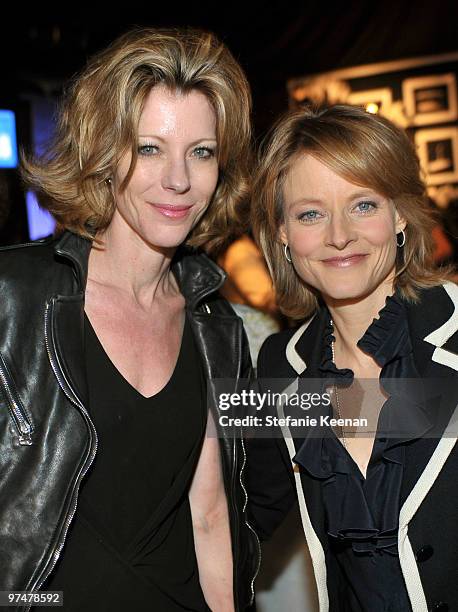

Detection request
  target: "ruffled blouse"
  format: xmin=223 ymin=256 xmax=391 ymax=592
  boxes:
xmin=294 ymin=293 xmax=430 ymax=611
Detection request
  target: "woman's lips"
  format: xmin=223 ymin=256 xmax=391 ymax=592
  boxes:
xmin=321 ymin=254 xmax=368 ymax=268
xmin=151 ymin=203 xmax=193 ymax=219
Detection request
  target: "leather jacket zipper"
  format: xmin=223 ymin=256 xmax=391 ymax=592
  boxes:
xmin=229 ymin=435 xmax=241 ymax=610
xmin=198 ymin=301 xmax=261 ymax=609
xmin=240 ymin=436 xmax=262 ymax=606
xmin=25 ymin=300 xmax=98 ymax=608
xmin=0 ymin=352 xmax=33 ymax=446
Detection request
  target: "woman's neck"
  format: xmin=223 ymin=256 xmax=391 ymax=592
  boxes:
xmin=325 ymin=279 xmax=395 ymax=372
xmin=87 ymin=212 xmax=180 ymax=307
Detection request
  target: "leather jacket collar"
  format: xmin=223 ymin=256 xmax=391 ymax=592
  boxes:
xmin=53 ymin=230 xmax=226 ymax=309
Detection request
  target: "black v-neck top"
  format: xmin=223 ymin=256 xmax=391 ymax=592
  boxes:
xmin=43 ymin=313 xmax=210 ymax=611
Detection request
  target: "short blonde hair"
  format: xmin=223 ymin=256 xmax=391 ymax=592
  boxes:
xmin=252 ymin=104 xmax=453 ymax=319
xmin=22 ymin=27 xmax=252 ymax=253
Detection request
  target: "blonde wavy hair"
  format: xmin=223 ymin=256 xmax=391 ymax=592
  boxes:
xmin=252 ymin=104 xmax=454 ymax=319
xmin=22 ymin=27 xmax=252 ymax=253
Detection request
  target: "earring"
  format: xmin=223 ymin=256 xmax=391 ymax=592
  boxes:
xmin=396 ymin=229 xmax=406 ymax=248
xmin=284 ymin=243 xmax=292 ymax=263
xmin=105 ymin=177 xmax=112 ymax=185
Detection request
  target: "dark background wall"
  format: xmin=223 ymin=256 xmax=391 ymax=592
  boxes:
xmin=1 ymin=3 xmax=457 ymax=243
xmin=3 ymin=3 xmax=457 ymax=136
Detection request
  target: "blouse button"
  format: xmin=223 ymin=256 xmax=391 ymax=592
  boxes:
xmin=430 ymin=603 xmax=448 ymax=611
xmin=415 ymin=544 xmax=434 ymax=562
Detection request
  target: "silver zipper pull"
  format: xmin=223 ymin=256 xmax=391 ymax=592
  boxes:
xmin=13 ymin=434 xmax=33 ymax=447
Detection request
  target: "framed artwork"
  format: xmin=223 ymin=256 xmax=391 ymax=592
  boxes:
xmin=403 ymin=73 xmax=458 ymax=126
xmin=415 ymin=127 xmax=458 ymax=185
xmin=347 ymin=87 xmax=393 ymax=114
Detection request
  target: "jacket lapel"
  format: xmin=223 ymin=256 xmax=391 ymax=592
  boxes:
xmin=48 ymin=233 xmax=92 ymax=409
xmin=422 ymin=282 xmax=458 ymax=370
xmin=173 ymin=246 xmax=246 ymax=397
xmin=172 ymin=247 xmax=226 ymax=311
xmin=278 ymin=315 xmax=330 ymax=611
xmin=49 ymin=294 xmax=89 ymax=409
xmin=190 ymin=313 xmax=243 ymax=380
xmin=407 ymin=281 xmax=458 ymax=377
xmin=400 ymin=282 xmax=458 ymax=506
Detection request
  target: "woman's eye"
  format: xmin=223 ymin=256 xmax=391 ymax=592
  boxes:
xmin=355 ymin=200 xmax=377 ymax=213
xmin=298 ymin=210 xmax=323 ymax=223
xmin=138 ymin=144 xmax=159 ymax=156
xmin=193 ymin=146 xmax=215 ymax=159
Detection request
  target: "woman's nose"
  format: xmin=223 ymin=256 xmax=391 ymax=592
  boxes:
xmin=161 ymin=157 xmax=191 ymax=193
xmin=325 ymin=213 xmax=357 ymax=250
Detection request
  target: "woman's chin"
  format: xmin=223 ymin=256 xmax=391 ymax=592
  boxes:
xmin=318 ymin=283 xmax=375 ymax=305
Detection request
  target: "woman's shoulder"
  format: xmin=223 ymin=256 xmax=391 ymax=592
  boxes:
xmin=417 ymin=280 xmax=457 ymax=302
xmin=0 ymin=235 xmax=57 ymax=282
xmin=257 ymin=319 xmax=316 ymax=378
xmin=409 ymin=281 xmax=457 ymax=324
xmin=407 ymin=281 xmax=458 ymax=359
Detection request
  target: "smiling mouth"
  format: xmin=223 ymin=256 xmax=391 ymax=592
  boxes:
xmin=321 ymin=254 xmax=368 ymax=267
xmin=151 ymin=203 xmax=193 ymax=219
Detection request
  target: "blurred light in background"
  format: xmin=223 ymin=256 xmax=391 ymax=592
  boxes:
xmin=0 ymin=110 xmax=18 ymax=168
xmin=26 ymin=191 xmax=55 ymax=240
xmin=27 ymin=97 xmax=56 ymax=239
xmin=365 ymin=103 xmax=379 ymax=114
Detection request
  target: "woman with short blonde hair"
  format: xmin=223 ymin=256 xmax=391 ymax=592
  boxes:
xmin=252 ymin=104 xmax=452 ymax=319
xmin=247 ymin=104 xmax=458 ymax=611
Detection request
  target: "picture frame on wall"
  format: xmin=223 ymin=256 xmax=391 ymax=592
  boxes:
xmin=347 ymin=87 xmax=393 ymax=114
xmin=415 ymin=126 xmax=458 ymax=185
xmin=403 ymin=73 xmax=458 ymax=126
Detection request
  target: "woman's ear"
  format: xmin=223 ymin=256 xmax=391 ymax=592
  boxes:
xmin=394 ymin=209 xmax=407 ymax=234
xmin=279 ymin=223 xmax=288 ymax=246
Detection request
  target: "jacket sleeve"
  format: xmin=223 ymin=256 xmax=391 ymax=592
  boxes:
xmin=244 ymin=335 xmax=297 ymax=541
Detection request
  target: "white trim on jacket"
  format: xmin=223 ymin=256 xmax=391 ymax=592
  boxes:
xmin=424 ymin=281 xmax=458 ymax=372
xmin=398 ymin=406 xmax=458 ymax=611
xmin=278 ymin=378 xmax=329 ymax=612
xmin=285 ymin=318 xmax=314 ymax=375
xmin=277 ymin=317 xmax=330 ymax=611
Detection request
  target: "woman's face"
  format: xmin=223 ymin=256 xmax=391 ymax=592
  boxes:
xmin=112 ymin=84 xmax=218 ymax=250
xmin=280 ymin=154 xmax=406 ymax=303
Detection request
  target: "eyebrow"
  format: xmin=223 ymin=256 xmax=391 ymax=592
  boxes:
xmin=287 ymin=197 xmax=323 ymax=207
xmin=287 ymin=189 xmax=380 ymax=208
xmin=138 ymin=135 xmax=218 ymax=145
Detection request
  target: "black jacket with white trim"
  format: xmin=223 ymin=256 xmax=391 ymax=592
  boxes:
xmin=246 ymin=283 xmax=458 ymax=612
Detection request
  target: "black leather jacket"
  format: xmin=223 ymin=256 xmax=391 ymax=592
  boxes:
xmin=0 ymin=231 xmax=260 ymax=612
